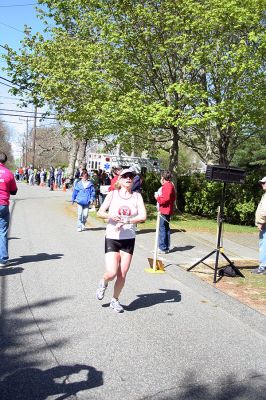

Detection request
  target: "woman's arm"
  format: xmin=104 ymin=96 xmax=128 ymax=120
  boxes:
xmin=129 ymin=194 xmax=147 ymax=224
xmin=97 ymin=192 xmax=113 ymax=219
xmin=97 ymin=191 xmax=120 ymax=222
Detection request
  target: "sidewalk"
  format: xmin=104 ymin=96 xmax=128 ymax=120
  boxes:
xmin=137 ymin=226 xmax=259 ymax=269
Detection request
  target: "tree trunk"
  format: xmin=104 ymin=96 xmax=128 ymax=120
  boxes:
xmin=168 ymin=126 xmax=179 ymax=175
xmin=77 ymin=139 xmax=88 ymax=169
xmin=218 ymin=127 xmax=230 ymax=166
xmin=168 ymin=126 xmax=180 ymax=211
xmin=66 ymin=138 xmax=79 ymax=179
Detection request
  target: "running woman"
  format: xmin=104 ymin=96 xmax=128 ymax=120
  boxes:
xmin=96 ymin=168 xmax=147 ymax=312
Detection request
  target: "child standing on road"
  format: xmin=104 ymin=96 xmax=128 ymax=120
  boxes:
xmin=72 ymin=170 xmax=95 ymax=232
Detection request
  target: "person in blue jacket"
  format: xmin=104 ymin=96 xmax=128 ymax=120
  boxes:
xmin=72 ymin=170 xmax=95 ymax=231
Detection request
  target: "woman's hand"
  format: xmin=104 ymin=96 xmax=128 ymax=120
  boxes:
xmin=115 ymin=222 xmax=124 ymax=231
xmin=109 ymin=215 xmax=121 ymax=222
xmin=257 ymin=223 xmax=264 ymax=231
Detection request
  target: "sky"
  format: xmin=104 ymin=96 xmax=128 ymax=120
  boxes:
xmin=0 ymin=0 xmax=49 ymax=160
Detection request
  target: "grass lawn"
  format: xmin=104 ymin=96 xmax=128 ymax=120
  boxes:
xmin=195 ymin=266 xmax=266 ymax=316
xmin=91 ymin=204 xmax=257 ymax=234
xmin=141 ymin=205 xmax=257 ymax=234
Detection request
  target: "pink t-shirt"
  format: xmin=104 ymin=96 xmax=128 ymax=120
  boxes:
xmin=106 ymin=190 xmax=142 ymax=239
xmin=0 ymin=163 xmax=17 ymax=206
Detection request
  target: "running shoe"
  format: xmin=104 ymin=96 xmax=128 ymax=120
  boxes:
xmin=96 ymin=280 xmax=108 ymax=300
xmin=158 ymin=249 xmax=169 ymax=254
xmin=110 ymin=298 xmax=124 ymax=313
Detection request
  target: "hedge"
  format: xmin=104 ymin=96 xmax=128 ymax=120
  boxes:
xmin=141 ymin=171 xmax=263 ymax=226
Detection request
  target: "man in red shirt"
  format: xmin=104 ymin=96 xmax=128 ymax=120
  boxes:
xmin=155 ymin=170 xmax=176 ymax=254
xmin=0 ymin=152 xmax=17 ymax=266
xmin=108 ymin=166 xmax=122 ymax=191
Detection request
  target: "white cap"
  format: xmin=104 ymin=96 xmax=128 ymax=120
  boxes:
xmin=120 ymin=168 xmax=136 ymax=177
xmin=258 ymin=176 xmax=266 ymax=183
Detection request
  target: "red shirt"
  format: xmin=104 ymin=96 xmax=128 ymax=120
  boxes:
xmin=157 ymin=181 xmax=176 ymax=215
xmin=109 ymin=175 xmax=119 ymax=191
xmin=0 ymin=163 xmax=17 ymax=206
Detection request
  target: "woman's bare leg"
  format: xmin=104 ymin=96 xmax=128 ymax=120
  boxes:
xmin=103 ymin=252 xmax=121 ymax=284
xmin=113 ymin=251 xmax=133 ymax=299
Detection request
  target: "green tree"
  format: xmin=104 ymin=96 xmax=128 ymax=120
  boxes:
xmin=232 ymin=132 xmax=266 ymax=172
xmin=3 ymin=0 xmax=265 ymax=173
xmin=0 ymin=121 xmax=14 ymax=168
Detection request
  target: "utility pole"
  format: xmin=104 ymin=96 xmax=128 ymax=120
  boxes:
xmin=24 ymin=117 xmax=29 ymax=166
xmin=32 ymin=105 xmax=37 ymax=168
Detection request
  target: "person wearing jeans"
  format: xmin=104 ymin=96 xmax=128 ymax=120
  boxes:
xmin=155 ymin=170 xmax=176 ymax=254
xmin=159 ymin=213 xmax=171 ymax=253
xmin=253 ymin=176 xmax=266 ymax=275
xmin=0 ymin=152 xmax=17 ymax=266
xmin=72 ymin=170 xmax=95 ymax=232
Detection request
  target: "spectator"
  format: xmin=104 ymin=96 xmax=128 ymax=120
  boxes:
xmin=253 ymin=176 xmax=266 ymax=274
xmin=109 ymin=166 xmax=122 ymax=191
xmin=73 ymin=166 xmax=82 ymax=188
xmin=56 ymin=166 xmax=63 ymax=189
xmin=72 ymin=170 xmax=95 ymax=232
xmin=154 ymin=170 xmax=176 ymax=254
xmin=49 ymin=166 xmax=55 ymax=191
xmin=91 ymin=170 xmax=100 ymax=208
xmin=40 ymin=168 xmax=46 ymax=186
xmin=18 ymin=166 xmax=24 ymax=181
xmin=99 ymin=171 xmax=111 ymax=205
xmin=28 ymin=166 xmax=34 ymax=186
xmin=131 ymin=173 xmax=142 ymax=193
xmin=24 ymin=167 xmax=29 ymax=183
xmin=0 ymin=152 xmax=17 ymax=266
xmin=35 ymin=168 xmax=41 ymax=185
xmin=15 ymin=168 xmax=19 ymax=181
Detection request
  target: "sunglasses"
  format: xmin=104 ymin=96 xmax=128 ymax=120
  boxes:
xmin=261 ymin=182 xmax=266 ymax=185
xmin=121 ymin=174 xmax=134 ymax=179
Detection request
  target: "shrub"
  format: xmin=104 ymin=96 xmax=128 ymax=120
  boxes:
xmin=141 ymin=170 xmax=263 ymax=226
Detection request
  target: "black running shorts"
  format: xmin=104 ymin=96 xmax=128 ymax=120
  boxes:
xmin=105 ymin=237 xmax=135 ymax=255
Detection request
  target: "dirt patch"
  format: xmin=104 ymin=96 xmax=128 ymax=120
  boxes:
xmin=189 ymin=259 xmax=266 ymax=316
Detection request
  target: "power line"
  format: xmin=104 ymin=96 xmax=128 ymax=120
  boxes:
xmin=0 ymin=112 xmax=57 ymax=120
xmin=0 ymin=108 xmax=55 ymax=116
xmin=0 ymin=3 xmax=37 ymax=7
xmin=0 ymin=21 xmax=24 ymax=33
xmin=1 ymin=120 xmax=23 ymax=124
xmin=0 ymin=76 xmax=31 ymax=92
xmin=0 ymin=95 xmax=20 ymax=99
xmin=0 ymin=76 xmax=13 ymax=83
xmin=0 ymin=81 xmax=14 ymax=88
xmin=0 ymin=101 xmax=24 ymax=105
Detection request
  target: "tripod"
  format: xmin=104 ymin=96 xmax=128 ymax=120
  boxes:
xmin=187 ymin=182 xmax=244 ymax=283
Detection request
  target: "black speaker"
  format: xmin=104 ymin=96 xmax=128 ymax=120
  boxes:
xmin=206 ymin=165 xmax=245 ymax=184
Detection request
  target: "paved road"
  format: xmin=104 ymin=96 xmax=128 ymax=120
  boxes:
xmin=0 ymin=183 xmax=265 ymax=400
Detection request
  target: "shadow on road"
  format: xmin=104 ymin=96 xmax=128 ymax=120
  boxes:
xmin=0 ymin=364 xmax=103 ymax=400
xmin=169 ymin=245 xmax=195 ymax=253
xmin=85 ymin=227 xmax=106 ymax=231
xmin=142 ymin=371 xmax=266 ymax=400
xmin=0 ymin=298 xmax=72 ymax=380
xmin=0 ymin=267 xmax=24 ymax=276
xmin=123 ymin=288 xmax=181 ymax=311
xmin=137 ymin=229 xmax=186 ymax=235
xmin=8 ymin=253 xmax=64 ymax=267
